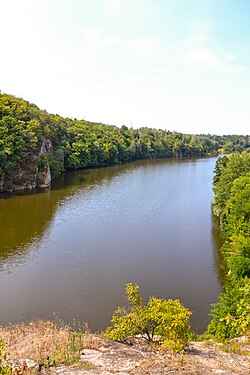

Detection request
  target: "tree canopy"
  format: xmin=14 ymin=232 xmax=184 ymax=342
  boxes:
xmin=208 ymin=153 xmax=250 ymax=340
xmin=1 ymin=93 xmax=249 ymax=182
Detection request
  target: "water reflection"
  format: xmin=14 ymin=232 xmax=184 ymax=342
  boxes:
xmin=211 ymin=211 xmax=224 ymax=285
xmin=0 ymin=158 xmax=201 ymax=262
xmin=0 ymin=163 xmax=134 ymax=263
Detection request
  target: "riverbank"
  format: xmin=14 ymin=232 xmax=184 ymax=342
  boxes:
xmin=0 ymin=320 xmax=249 ymax=374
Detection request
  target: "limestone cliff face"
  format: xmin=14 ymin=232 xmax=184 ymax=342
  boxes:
xmin=0 ymin=139 xmax=52 ymax=193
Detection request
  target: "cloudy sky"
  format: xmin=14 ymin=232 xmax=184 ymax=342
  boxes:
xmin=1 ymin=0 xmax=250 ymax=135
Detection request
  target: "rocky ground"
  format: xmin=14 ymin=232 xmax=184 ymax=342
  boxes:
xmin=10 ymin=336 xmax=250 ymax=375
xmin=1 ymin=321 xmax=249 ymax=374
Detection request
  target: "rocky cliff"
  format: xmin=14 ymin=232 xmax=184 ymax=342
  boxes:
xmin=0 ymin=139 xmax=52 ymax=193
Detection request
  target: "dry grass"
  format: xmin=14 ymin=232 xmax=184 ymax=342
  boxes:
xmin=223 ymin=337 xmax=250 ymax=356
xmin=1 ymin=321 xmax=249 ymax=375
xmin=0 ymin=320 xmax=100 ymax=367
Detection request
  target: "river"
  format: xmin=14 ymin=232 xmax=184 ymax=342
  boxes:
xmin=0 ymin=157 xmax=222 ymax=333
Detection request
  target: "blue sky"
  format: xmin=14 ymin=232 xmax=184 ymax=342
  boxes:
xmin=1 ymin=0 xmax=250 ymax=134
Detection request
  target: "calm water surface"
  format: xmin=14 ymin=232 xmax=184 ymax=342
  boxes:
xmin=0 ymin=157 xmax=222 ymax=332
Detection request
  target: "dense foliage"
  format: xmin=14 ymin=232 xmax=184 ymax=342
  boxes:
xmin=213 ymin=134 xmax=250 ymax=154
xmin=208 ymin=152 xmax=250 ymax=341
xmin=104 ymin=283 xmax=191 ymax=353
xmin=1 ymin=93 xmax=248 ymax=183
xmin=0 ymin=94 xmax=49 ymax=175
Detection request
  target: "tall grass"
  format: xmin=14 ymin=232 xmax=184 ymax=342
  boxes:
xmin=0 ymin=319 xmax=101 ymax=371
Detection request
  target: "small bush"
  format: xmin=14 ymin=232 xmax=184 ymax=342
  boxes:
xmin=104 ymin=283 xmax=192 ymax=353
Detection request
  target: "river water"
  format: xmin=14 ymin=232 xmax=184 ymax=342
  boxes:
xmin=0 ymin=157 xmax=222 ymax=332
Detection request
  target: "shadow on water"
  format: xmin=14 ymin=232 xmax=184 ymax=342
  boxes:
xmin=0 ymin=190 xmax=53 ymax=261
xmin=0 ymin=159 xmax=154 ymax=264
xmin=0 ymin=157 xmax=199 ymax=264
xmin=211 ymin=209 xmax=225 ymax=286
xmin=0 ymin=165 xmax=123 ymax=264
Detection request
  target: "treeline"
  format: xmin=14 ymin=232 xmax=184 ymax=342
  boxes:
xmin=0 ymin=93 xmax=244 ymax=178
xmin=207 ymin=152 xmax=250 ymax=340
xmin=0 ymin=93 xmax=249 ymax=181
xmin=196 ymin=133 xmax=250 ymax=154
xmin=212 ymin=134 xmax=250 ymax=154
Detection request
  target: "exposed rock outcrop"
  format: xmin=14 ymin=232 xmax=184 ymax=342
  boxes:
xmin=11 ymin=338 xmax=250 ymax=375
xmin=1 ymin=321 xmax=249 ymax=375
xmin=0 ymin=139 xmax=52 ymax=192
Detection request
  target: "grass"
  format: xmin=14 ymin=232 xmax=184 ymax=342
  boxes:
xmin=1 ymin=319 xmax=249 ymax=374
xmin=0 ymin=319 xmax=101 ymax=373
xmin=193 ymin=333 xmax=250 ymax=356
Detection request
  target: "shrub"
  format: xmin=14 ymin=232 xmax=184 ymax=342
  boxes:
xmin=207 ymin=278 xmax=250 ymax=341
xmin=104 ymin=283 xmax=192 ymax=353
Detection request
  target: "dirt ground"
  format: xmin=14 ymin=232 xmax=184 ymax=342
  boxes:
xmin=1 ymin=322 xmax=249 ymax=374
xmin=45 ymin=338 xmax=250 ymax=375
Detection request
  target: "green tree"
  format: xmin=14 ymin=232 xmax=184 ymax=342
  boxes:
xmin=104 ymin=283 xmax=191 ymax=353
xmin=208 ymin=153 xmax=250 ymax=341
xmin=222 ymin=173 xmax=250 ymax=235
xmin=213 ymin=152 xmax=250 ymax=217
xmin=208 ymin=279 xmax=250 ymax=340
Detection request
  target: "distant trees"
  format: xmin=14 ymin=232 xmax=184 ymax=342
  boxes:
xmin=213 ymin=134 xmax=250 ymax=154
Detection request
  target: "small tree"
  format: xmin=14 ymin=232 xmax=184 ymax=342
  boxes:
xmin=104 ymin=283 xmax=192 ymax=353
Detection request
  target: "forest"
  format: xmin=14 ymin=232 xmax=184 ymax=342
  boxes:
xmin=208 ymin=152 xmax=250 ymax=340
xmin=0 ymin=93 xmax=249 ymax=182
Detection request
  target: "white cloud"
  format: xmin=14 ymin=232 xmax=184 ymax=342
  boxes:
xmin=183 ymin=47 xmax=220 ymax=66
xmin=121 ymin=74 xmax=147 ymax=82
xmin=150 ymin=67 xmax=174 ymax=73
xmin=121 ymin=74 xmax=163 ymax=83
xmin=103 ymin=0 xmax=120 ymax=11
xmin=103 ymin=35 xmax=157 ymax=55
xmin=169 ymin=32 xmax=246 ymax=74
xmin=182 ymin=47 xmax=245 ymax=73
xmin=80 ymin=27 xmax=158 ymax=56
xmin=156 ymin=33 xmax=246 ymax=75
xmin=82 ymin=27 xmax=106 ymax=41
xmin=185 ymin=33 xmax=213 ymax=47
